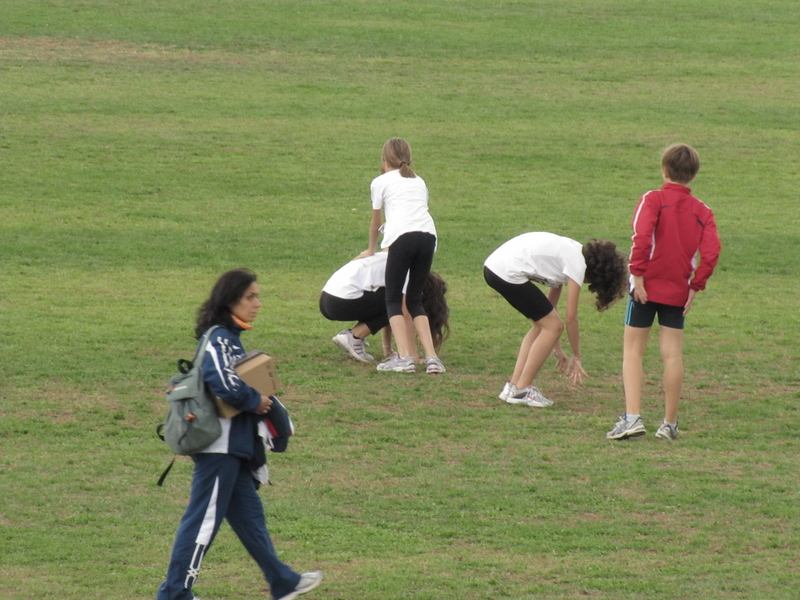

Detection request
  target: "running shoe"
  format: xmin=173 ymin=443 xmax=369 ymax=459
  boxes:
xmin=606 ymin=414 xmax=646 ymax=440
xmin=524 ymin=386 xmax=553 ymax=407
xmin=655 ymin=420 xmax=679 ymax=440
xmin=332 ymin=330 xmax=373 ymax=362
xmin=425 ymin=356 xmax=446 ymax=374
xmin=505 ymin=385 xmax=532 ymax=405
xmin=277 ymin=570 xmax=324 ymax=600
xmin=376 ymin=354 xmax=415 ymax=373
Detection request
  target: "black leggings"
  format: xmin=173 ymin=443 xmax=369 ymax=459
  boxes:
xmin=319 ymin=290 xmax=388 ymax=335
xmin=385 ymin=231 xmax=436 ymax=319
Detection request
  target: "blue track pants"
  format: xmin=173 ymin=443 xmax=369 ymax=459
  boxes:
xmin=157 ymin=453 xmax=300 ymax=600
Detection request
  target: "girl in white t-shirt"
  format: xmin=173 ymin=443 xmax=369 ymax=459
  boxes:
xmin=484 ymin=232 xmax=627 ymax=407
xmin=356 ymin=138 xmax=444 ymax=374
xmin=319 ymin=252 xmax=450 ymax=363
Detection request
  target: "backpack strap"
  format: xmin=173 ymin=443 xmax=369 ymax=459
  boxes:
xmin=157 ymin=456 xmax=176 ymax=487
xmin=193 ymin=325 xmax=220 ymax=369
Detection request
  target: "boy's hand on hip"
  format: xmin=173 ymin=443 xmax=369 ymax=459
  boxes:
xmin=632 ymin=276 xmax=648 ymax=303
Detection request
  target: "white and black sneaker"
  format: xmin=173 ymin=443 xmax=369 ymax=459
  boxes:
xmin=505 ymin=384 xmax=531 ymax=405
xmin=278 ymin=570 xmax=323 ymax=600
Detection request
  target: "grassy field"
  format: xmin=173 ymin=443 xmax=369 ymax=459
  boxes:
xmin=1 ymin=1 xmax=799 ymax=599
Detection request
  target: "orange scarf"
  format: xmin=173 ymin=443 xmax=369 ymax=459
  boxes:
xmin=232 ymin=315 xmax=253 ymax=330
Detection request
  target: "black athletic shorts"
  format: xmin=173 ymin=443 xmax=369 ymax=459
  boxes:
xmin=624 ymin=296 xmax=685 ymax=330
xmin=484 ymin=266 xmax=555 ymax=322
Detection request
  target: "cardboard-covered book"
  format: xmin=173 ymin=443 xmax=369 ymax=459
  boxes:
xmin=213 ymin=351 xmax=281 ymax=418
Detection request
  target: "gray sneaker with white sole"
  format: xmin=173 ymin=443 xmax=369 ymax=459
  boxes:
xmin=606 ymin=414 xmax=646 ymax=440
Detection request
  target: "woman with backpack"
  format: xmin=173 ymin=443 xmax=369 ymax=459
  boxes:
xmin=157 ymin=268 xmax=322 ymax=600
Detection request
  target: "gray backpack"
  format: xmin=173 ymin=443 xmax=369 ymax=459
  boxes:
xmin=157 ymin=327 xmax=222 ymax=484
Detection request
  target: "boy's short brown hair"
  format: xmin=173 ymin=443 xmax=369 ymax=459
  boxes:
xmin=661 ymin=143 xmax=700 ymax=184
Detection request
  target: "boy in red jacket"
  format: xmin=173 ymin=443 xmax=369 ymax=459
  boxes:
xmin=607 ymin=144 xmax=721 ymax=441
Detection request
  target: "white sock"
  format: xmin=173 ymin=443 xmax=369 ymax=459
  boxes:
xmin=626 ymin=414 xmax=640 ymax=422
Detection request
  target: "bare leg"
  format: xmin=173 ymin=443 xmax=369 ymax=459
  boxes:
xmin=513 ymin=311 xmax=564 ymax=389
xmin=351 ymin=322 xmax=371 ymax=339
xmin=380 ymin=326 xmax=393 ymax=356
xmin=390 ymin=314 xmax=411 ymax=357
xmin=623 ymin=325 xmax=651 ymax=416
xmin=659 ymin=326 xmax=684 ymax=423
xmin=511 ymin=323 xmax=542 ymax=385
xmin=413 ymin=315 xmax=437 ymax=359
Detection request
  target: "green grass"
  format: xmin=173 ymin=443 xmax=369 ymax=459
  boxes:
xmin=1 ymin=1 xmax=799 ymax=599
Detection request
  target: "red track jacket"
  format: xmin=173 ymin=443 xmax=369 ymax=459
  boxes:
xmin=629 ymin=182 xmax=721 ymax=307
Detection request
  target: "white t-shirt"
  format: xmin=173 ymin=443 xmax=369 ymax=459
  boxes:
xmin=484 ymin=232 xmax=586 ymax=287
xmin=370 ymin=169 xmax=437 ymax=249
xmin=322 ymin=253 xmax=389 ymax=300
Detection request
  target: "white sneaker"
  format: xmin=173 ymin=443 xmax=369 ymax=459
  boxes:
xmin=498 ymin=382 xmax=513 ymax=401
xmin=332 ymin=330 xmax=373 ymax=362
xmin=376 ymin=354 xmax=415 ymax=373
xmin=524 ymin=386 xmax=553 ymax=407
xmin=505 ymin=384 xmax=532 ymax=405
xmin=278 ymin=570 xmax=323 ymax=600
xmin=655 ymin=420 xmax=679 ymax=440
xmin=425 ymin=356 xmax=446 ymax=374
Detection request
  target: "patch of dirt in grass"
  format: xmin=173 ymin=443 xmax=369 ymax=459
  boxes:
xmin=0 ymin=35 xmax=281 ymax=66
xmin=687 ymin=371 xmax=798 ymax=400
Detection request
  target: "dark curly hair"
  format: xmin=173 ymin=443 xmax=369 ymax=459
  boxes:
xmin=421 ymin=271 xmax=450 ymax=351
xmin=195 ymin=268 xmax=258 ymax=339
xmin=582 ymin=240 xmax=627 ymax=312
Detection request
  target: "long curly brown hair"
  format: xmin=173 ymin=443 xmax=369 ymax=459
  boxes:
xmin=582 ymin=240 xmax=628 ymax=312
xmin=421 ymin=271 xmax=450 ymax=351
xmin=195 ymin=268 xmax=257 ymax=339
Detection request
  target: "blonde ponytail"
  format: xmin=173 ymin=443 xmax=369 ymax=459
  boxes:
xmin=382 ymin=138 xmax=417 ymax=178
